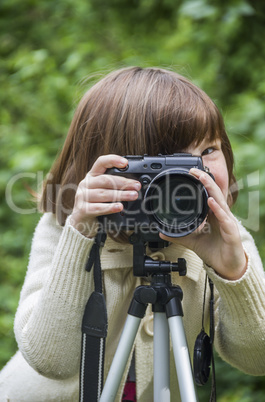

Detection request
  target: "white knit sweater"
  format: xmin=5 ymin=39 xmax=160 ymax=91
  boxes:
xmin=1 ymin=212 xmax=265 ymax=401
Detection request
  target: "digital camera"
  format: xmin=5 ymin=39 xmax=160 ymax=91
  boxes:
xmin=99 ymin=154 xmax=210 ymax=238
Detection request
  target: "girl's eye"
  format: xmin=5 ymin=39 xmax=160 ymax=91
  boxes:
xmin=202 ymin=147 xmax=215 ymax=156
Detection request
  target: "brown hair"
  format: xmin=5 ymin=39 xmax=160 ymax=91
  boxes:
xmin=40 ymin=66 xmax=237 ymax=226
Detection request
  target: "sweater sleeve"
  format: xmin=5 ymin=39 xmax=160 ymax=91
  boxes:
xmin=14 ymin=213 xmax=95 ymax=379
xmin=205 ymin=220 xmax=265 ymax=375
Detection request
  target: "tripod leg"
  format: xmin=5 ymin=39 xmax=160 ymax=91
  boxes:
xmin=100 ymin=314 xmax=141 ymax=402
xmin=154 ymin=312 xmax=170 ymax=402
xmin=168 ymin=315 xmax=198 ymax=402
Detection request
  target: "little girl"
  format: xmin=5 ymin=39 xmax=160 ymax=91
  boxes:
xmin=1 ymin=67 xmax=265 ymax=402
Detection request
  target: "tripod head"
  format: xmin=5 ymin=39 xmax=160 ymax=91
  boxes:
xmin=129 ymin=231 xmax=187 ymax=278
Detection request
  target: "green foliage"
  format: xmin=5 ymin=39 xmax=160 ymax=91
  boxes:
xmin=1 ymin=0 xmax=265 ymax=399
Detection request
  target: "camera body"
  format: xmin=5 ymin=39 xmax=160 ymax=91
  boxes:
xmin=99 ymin=154 xmax=210 ymax=238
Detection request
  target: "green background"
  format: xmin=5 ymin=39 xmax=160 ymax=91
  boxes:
xmin=1 ymin=0 xmax=265 ymax=400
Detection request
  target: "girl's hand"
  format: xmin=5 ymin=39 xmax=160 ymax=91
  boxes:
xmin=70 ymin=155 xmax=141 ymax=237
xmin=160 ymin=168 xmax=247 ymax=280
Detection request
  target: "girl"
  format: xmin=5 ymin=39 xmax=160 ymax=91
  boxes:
xmin=1 ymin=67 xmax=265 ymax=401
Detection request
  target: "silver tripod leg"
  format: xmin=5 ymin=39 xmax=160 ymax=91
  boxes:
xmin=154 ymin=312 xmax=170 ymax=402
xmin=99 ymin=314 xmax=141 ymax=402
xmin=168 ymin=315 xmax=198 ymax=402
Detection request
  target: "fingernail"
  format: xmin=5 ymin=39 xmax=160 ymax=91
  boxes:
xmin=190 ymin=168 xmax=200 ymax=175
xmin=119 ymin=158 xmax=127 ymax=165
xmin=114 ymin=203 xmax=123 ymax=211
xmin=134 ymin=182 xmax=141 ymax=191
xmin=129 ymin=191 xmax=138 ymax=198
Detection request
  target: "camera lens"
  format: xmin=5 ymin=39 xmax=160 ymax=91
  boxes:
xmin=144 ymin=169 xmax=208 ymax=237
xmin=155 ymin=177 xmax=198 ymax=223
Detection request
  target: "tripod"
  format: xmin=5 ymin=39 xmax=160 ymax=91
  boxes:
xmin=99 ymin=233 xmax=198 ymax=402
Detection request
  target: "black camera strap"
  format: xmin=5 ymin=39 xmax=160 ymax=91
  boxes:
xmin=193 ymin=274 xmax=216 ymax=401
xmin=208 ymin=277 xmax=216 ymax=402
xmin=79 ymin=230 xmax=107 ymax=402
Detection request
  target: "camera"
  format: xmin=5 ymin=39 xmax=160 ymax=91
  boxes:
xmin=99 ymin=154 xmax=211 ymax=238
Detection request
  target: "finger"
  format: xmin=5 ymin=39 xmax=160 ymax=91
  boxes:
xmin=85 ymin=174 xmax=141 ymax=191
xmin=81 ymin=188 xmax=139 ymax=203
xmin=82 ymin=201 xmax=124 ymax=217
xmin=89 ymin=154 xmax=128 ymax=176
xmin=190 ymin=168 xmax=229 ymax=212
xmin=207 ymin=197 xmax=236 ymax=237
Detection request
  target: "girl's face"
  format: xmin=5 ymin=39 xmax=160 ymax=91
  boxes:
xmin=183 ymin=137 xmax=229 ymax=201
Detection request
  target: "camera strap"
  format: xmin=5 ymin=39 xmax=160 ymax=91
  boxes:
xmin=79 ymin=230 xmax=107 ymax=402
xmin=193 ymin=274 xmax=216 ymax=402
xmin=208 ymin=277 xmax=216 ymax=402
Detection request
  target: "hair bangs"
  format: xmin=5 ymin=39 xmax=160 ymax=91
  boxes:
xmin=145 ymin=78 xmax=224 ymax=156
